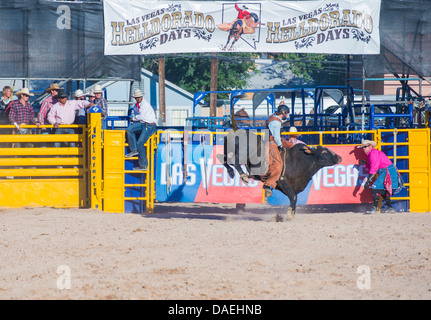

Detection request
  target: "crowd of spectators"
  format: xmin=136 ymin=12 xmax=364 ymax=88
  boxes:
xmin=0 ymin=83 xmax=105 ymax=135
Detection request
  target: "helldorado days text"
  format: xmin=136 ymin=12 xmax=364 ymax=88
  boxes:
xmin=110 ymin=10 xmax=215 ymax=46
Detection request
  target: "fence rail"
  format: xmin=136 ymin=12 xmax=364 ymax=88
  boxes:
xmin=1 ymin=117 xmax=430 ymax=213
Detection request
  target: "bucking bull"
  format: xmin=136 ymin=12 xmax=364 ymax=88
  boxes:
xmin=216 ymin=128 xmax=342 ymax=221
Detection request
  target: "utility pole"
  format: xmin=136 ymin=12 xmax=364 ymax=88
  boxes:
xmin=210 ymin=54 xmax=218 ymax=117
xmin=159 ymin=55 xmax=166 ymax=125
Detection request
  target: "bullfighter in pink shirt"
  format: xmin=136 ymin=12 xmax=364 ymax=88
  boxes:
xmin=358 ymin=139 xmax=400 ymax=214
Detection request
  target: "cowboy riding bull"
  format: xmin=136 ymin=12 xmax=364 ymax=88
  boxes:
xmin=216 ymin=112 xmax=342 ymax=221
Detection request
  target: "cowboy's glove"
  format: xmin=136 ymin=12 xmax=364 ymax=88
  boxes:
xmin=278 ymin=145 xmax=285 ymax=152
xmin=364 ymin=173 xmax=376 ymax=189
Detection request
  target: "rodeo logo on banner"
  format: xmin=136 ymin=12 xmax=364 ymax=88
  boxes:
xmin=104 ymin=0 xmax=381 ymax=55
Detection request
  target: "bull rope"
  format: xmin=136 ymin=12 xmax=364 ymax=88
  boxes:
xmin=280 ymin=149 xmax=287 ymax=180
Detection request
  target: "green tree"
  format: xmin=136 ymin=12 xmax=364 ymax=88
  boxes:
xmin=269 ymin=53 xmax=348 ymax=85
xmin=142 ymin=53 xmax=347 ymax=95
xmin=142 ymin=53 xmax=257 ymax=98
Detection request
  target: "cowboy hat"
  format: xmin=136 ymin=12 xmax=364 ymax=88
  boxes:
xmin=47 ymin=83 xmax=60 ymax=93
xmin=357 ymin=139 xmax=377 ymax=148
xmin=16 ymin=88 xmax=34 ymax=97
xmin=132 ymin=89 xmax=144 ymax=98
xmin=86 ymin=90 xmax=95 ymax=97
xmin=57 ymin=89 xmax=68 ymax=99
xmin=73 ymin=89 xmax=85 ymax=98
xmin=93 ymin=85 xmax=103 ymax=93
xmin=289 ymin=126 xmax=301 ymax=136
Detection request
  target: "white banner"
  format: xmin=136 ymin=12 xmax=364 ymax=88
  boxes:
xmin=104 ymin=0 xmax=380 ymax=55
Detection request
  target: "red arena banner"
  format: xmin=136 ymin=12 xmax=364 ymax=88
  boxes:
xmin=300 ymin=145 xmax=373 ymax=205
xmin=104 ymin=0 xmax=381 ymax=55
xmin=156 ymin=142 xmax=373 ymax=205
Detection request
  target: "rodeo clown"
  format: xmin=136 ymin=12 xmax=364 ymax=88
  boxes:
xmin=358 ymin=139 xmax=400 ymax=214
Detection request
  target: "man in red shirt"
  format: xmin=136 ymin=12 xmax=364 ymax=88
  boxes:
xmin=38 ymin=83 xmax=59 ymax=129
xmin=8 ymin=88 xmax=40 ymax=133
xmin=8 ymin=88 xmax=40 ymax=148
xmin=235 ymin=3 xmax=250 ymax=19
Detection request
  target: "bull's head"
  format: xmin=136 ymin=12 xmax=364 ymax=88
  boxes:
xmin=307 ymin=145 xmax=342 ymax=166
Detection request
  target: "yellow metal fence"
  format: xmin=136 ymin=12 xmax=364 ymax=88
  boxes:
xmin=1 ymin=114 xmax=430 ymax=213
xmin=0 ymin=124 xmax=89 ymax=208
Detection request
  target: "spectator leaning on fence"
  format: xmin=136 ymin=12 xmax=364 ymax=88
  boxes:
xmin=0 ymin=85 xmax=13 ymax=125
xmin=73 ymin=89 xmax=87 ymax=125
xmin=0 ymin=86 xmax=13 ymax=143
xmin=8 ymin=88 xmax=40 ymax=134
xmin=92 ymin=85 xmax=108 ymax=128
xmin=47 ymin=89 xmax=94 ymax=148
xmin=38 ymin=83 xmax=60 ymax=134
xmin=86 ymin=90 xmax=96 ymax=103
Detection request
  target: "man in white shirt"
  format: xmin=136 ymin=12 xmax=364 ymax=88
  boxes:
xmin=125 ymin=89 xmax=157 ymax=171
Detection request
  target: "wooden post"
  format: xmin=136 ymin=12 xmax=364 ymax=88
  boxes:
xmin=159 ymin=56 xmax=166 ymax=125
xmin=210 ymin=54 xmax=218 ymax=117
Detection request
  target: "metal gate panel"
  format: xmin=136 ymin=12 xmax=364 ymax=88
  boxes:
xmin=0 ymin=179 xmax=87 ymax=208
xmin=407 ymin=129 xmax=431 ymax=212
xmin=0 ymin=125 xmax=89 ymax=209
xmin=103 ymin=130 xmax=125 ymax=213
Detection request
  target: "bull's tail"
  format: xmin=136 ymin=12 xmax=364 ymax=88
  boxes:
xmin=230 ymin=94 xmax=248 ymax=131
xmin=231 ymin=105 xmax=239 ymax=132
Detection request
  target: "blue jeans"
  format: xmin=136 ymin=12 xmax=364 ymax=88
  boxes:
xmin=54 ymin=128 xmax=76 ymax=148
xmin=14 ymin=128 xmax=33 ymax=148
xmin=126 ymin=122 xmax=156 ymax=167
xmin=40 ymin=128 xmax=54 ymax=148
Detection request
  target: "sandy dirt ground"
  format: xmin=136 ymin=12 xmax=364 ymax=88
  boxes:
xmin=0 ymin=203 xmax=430 ymax=300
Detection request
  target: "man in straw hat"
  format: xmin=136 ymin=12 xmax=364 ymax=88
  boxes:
xmin=92 ymin=84 xmax=108 ymax=127
xmin=73 ymin=89 xmax=87 ymax=125
xmin=357 ymin=139 xmax=399 ymax=214
xmin=8 ymin=88 xmax=40 ymax=134
xmin=125 ymin=89 xmax=156 ymax=171
xmin=86 ymin=90 xmax=96 ymax=103
xmin=38 ymin=83 xmax=60 ymax=135
xmin=288 ymin=126 xmax=306 ymax=145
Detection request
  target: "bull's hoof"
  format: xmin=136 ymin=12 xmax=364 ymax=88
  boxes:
xmin=240 ymin=174 xmax=249 ymax=184
xmin=286 ymin=207 xmax=295 ymax=221
xmin=275 ymin=213 xmax=284 ymax=222
xmin=236 ymin=203 xmax=246 ymax=212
